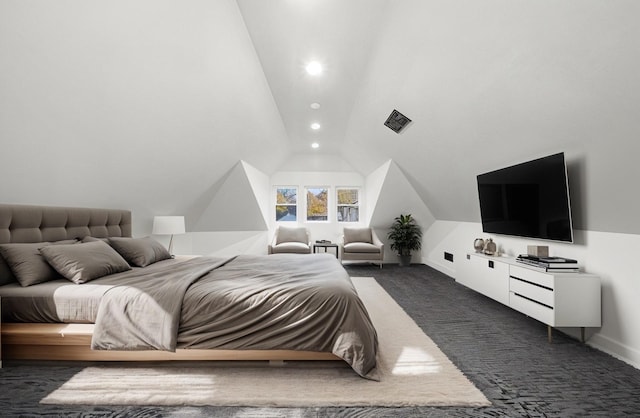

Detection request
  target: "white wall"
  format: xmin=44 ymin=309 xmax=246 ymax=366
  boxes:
xmin=422 ymin=220 xmax=640 ymax=370
xmin=158 ymin=229 xmax=269 ymax=258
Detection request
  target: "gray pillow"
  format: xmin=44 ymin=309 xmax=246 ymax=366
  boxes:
xmin=343 ymin=227 xmax=372 ymax=245
xmin=0 ymin=257 xmax=16 ymax=286
xmin=108 ymin=236 xmax=171 ymax=267
xmin=0 ymin=239 xmax=78 ymax=287
xmin=40 ymin=240 xmax=131 ymax=284
xmin=276 ymin=226 xmax=308 ymax=245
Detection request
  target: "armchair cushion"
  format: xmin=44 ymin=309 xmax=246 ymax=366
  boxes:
xmin=271 ymin=242 xmax=312 ymax=254
xmin=344 ymin=242 xmax=381 ymax=253
xmin=343 ymin=227 xmax=372 ymax=245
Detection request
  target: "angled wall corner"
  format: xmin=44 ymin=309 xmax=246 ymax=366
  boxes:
xmin=366 ymin=160 xmax=436 ymax=258
xmin=241 ymin=160 xmax=270 ymax=227
xmin=364 ymin=160 xmax=392 ymax=226
xmin=191 ymin=161 xmax=268 ymax=232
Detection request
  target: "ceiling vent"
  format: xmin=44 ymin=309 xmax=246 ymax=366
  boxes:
xmin=384 ymin=109 xmax=412 ymax=133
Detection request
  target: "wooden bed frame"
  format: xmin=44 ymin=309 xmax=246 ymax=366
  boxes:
xmin=0 ymin=204 xmax=340 ymax=365
xmin=1 ymin=323 xmax=339 ymax=362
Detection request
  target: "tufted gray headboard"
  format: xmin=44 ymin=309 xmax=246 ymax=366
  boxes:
xmin=0 ymin=204 xmax=132 ymax=244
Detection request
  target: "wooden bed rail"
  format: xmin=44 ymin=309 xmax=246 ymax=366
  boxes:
xmin=1 ymin=323 xmax=340 ymax=362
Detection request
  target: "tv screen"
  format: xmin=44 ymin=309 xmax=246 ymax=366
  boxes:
xmin=477 ymin=152 xmax=574 ymax=242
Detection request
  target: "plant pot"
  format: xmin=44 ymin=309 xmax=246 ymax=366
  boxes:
xmin=398 ymin=254 xmax=412 ymax=267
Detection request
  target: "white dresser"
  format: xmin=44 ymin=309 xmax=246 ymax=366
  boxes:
xmin=458 ymin=253 xmax=601 ymax=342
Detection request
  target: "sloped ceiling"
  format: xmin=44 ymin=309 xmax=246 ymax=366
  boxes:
xmin=238 ymin=0 xmax=640 ymax=235
xmin=1 ymin=1 xmax=639 ymax=236
xmin=236 ymin=0 xmax=389 ymax=155
xmin=0 ymin=0 xmax=290 ymax=233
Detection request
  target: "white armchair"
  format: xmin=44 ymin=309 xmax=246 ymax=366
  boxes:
xmin=340 ymin=227 xmax=384 ymax=268
xmin=268 ymin=226 xmax=312 ymax=254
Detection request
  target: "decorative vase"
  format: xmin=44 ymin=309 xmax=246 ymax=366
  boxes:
xmin=473 ymin=238 xmax=485 ymax=253
xmin=483 ymin=238 xmax=497 ymax=256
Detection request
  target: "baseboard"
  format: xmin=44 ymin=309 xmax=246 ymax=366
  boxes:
xmin=424 ymin=259 xmax=455 ymax=278
xmin=587 ymin=333 xmax=640 ymax=371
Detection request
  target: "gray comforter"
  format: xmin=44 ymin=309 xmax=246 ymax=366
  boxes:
xmin=91 ymin=253 xmax=378 ymax=379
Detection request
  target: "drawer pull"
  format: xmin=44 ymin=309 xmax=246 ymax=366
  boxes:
xmin=510 ymin=276 xmax=553 ymax=291
xmin=514 ymin=292 xmax=553 ymax=310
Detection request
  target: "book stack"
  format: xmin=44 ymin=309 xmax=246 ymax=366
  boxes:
xmin=516 ymin=255 xmax=580 ymax=272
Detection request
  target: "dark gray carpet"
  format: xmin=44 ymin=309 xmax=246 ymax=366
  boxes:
xmin=1 ymin=263 xmax=639 ymax=417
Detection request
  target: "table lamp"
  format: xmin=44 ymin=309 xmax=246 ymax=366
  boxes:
xmin=152 ymin=215 xmax=185 ymax=255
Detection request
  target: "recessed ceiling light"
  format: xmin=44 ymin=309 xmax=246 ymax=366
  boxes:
xmin=310 ymin=102 xmax=321 ymax=110
xmin=311 ymin=142 xmax=320 ymax=149
xmin=310 ymin=122 xmax=321 ymax=130
xmin=305 ymin=61 xmax=323 ymax=76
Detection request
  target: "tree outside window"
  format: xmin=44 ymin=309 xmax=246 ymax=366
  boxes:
xmin=306 ymin=187 xmax=328 ymax=221
xmin=276 ymin=187 xmax=297 ymax=221
xmin=337 ymin=188 xmax=359 ymax=222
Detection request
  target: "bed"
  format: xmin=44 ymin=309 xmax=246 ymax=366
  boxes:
xmin=0 ymin=204 xmax=378 ymax=379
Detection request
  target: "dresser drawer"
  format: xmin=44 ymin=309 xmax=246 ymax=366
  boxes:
xmin=510 ymin=292 xmax=555 ymax=325
xmin=509 ymin=277 xmax=554 ymax=307
xmin=510 ymin=265 xmax=555 ymax=289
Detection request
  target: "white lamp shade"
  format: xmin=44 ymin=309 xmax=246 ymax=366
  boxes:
xmin=152 ymin=216 xmax=186 ymax=235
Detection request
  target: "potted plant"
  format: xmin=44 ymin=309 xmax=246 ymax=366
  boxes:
xmin=388 ymin=214 xmax=422 ymax=267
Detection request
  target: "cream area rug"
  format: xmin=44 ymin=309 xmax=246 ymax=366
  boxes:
xmin=41 ymin=277 xmax=490 ymax=407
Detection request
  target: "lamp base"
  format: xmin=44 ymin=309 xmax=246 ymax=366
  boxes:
xmin=168 ymin=234 xmax=175 ymax=256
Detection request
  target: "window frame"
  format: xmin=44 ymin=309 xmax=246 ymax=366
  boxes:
xmin=336 ymin=187 xmax=360 ymax=223
xmin=305 ymin=185 xmax=330 ymax=223
xmin=275 ymin=186 xmax=298 ymax=222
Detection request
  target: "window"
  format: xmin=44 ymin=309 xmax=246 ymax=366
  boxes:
xmin=306 ymin=187 xmax=328 ymax=221
xmin=337 ymin=188 xmax=359 ymax=222
xmin=275 ymin=187 xmax=297 ymax=221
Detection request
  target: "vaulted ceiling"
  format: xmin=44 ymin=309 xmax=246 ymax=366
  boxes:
xmin=1 ymin=1 xmax=639 ymax=235
xmin=236 ymin=0 xmax=640 ymax=233
xmin=237 ymin=0 xmax=389 ymax=155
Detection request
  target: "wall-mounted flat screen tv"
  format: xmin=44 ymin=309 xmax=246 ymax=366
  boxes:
xmin=477 ymin=152 xmax=574 ymax=243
